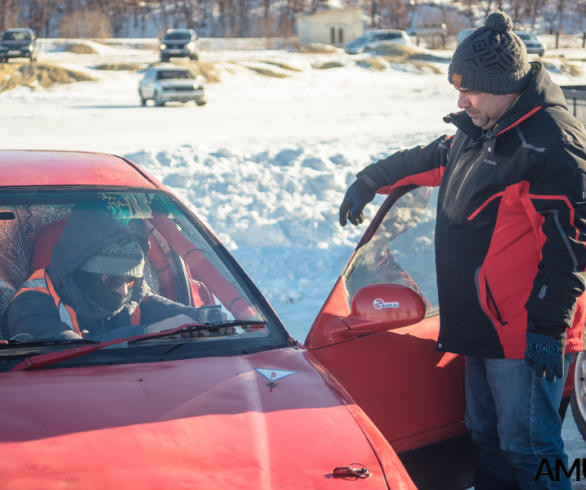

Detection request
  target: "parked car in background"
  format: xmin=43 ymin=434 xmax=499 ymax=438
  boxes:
xmin=344 ymin=29 xmax=411 ymax=54
xmin=159 ymin=28 xmax=199 ymax=62
xmin=514 ymin=31 xmax=546 ymax=56
xmin=0 ymin=28 xmax=36 ymax=62
xmin=457 ymin=27 xmax=476 ymax=46
xmin=139 ymin=65 xmax=206 ymax=107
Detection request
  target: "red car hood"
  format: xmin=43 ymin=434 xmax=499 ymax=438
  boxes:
xmin=0 ymin=348 xmax=411 ymax=489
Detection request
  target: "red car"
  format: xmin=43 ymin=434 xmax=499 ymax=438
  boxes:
xmin=0 ymin=151 xmax=580 ymax=490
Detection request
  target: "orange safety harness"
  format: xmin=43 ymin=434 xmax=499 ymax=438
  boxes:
xmin=14 ymin=268 xmax=141 ymax=336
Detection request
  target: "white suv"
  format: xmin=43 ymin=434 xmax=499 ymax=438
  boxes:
xmin=139 ymin=66 xmax=206 ymax=107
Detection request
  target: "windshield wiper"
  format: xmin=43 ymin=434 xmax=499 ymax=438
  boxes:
xmin=0 ymin=338 xmax=97 ymax=349
xmin=10 ymin=323 xmax=204 ymax=372
xmin=127 ymin=320 xmax=268 ymax=344
xmin=10 ymin=320 xmax=267 ymax=372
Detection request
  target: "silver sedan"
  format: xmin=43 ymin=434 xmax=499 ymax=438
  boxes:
xmin=139 ymin=66 xmax=207 ymax=107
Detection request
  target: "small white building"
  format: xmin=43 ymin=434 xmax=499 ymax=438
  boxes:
xmin=296 ymin=7 xmax=364 ymax=46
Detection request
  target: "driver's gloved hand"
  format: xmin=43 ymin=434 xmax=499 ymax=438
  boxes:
xmin=524 ymin=322 xmax=566 ymax=382
xmin=339 ymin=178 xmax=376 ymax=227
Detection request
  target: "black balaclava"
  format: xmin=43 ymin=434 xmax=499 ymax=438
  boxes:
xmin=73 ymin=270 xmax=141 ymax=317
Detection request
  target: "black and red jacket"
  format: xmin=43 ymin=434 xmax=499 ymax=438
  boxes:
xmin=359 ymin=63 xmax=586 ymax=359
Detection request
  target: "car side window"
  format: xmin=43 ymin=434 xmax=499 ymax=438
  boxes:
xmin=384 ymin=33 xmax=401 ymax=40
xmin=342 ymin=187 xmax=439 ymax=313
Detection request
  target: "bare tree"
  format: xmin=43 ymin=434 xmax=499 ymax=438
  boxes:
xmin=59 ymin=8 xmax=112 ymax=37
xmin=0 ymin=0 xmax=20 ymax=33
xmin=261 ymin=0 xmax=272 ymax=37
xmin=524 ymin=0 xmax=544 ymax=29
xmin=381 ymin=0 xmax=409 ymax=29
xmin=542 ymin=2 xmax=558 ymax=35
xmin=510 ymin=0 xmax=525 ymax=29
xmin=478 ymin=0 xmax=494 ymax=19
xmin=555 ymin=0 xmax=567 ymax=47
xmin=456 ymin=0 xmax=476 ymax=28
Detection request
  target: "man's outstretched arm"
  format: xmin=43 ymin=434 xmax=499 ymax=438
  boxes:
xmin=340 ymin=134 xmax=453 ymax=226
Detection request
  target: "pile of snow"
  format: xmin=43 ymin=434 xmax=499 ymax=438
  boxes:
xmin=51 ymin=40 xmax=126 ymax=56
xmin=126 ymin=144 xmax=395 ymax=336
xmin=126 ymin=145 xmax=375 ymax=250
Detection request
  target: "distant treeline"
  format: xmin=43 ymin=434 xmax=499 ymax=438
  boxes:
xmin=0 ymin=0 xmax=422 ymax=39
xmin=2 ymin=0 xmax=586 ymax=40
xmin=0 ymin=0 xmax=327 ymax=38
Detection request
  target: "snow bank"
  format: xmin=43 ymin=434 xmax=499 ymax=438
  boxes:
xmin=50 ymin=40 xmax=129 ymax=56
xmin=126 ymin=145 xmax=378 ymax=250
xmin=126 ymin=144 xmax=394 ymax=338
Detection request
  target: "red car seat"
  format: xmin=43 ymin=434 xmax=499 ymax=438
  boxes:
xmin=30 ymin=219 xmax=67 ymax=273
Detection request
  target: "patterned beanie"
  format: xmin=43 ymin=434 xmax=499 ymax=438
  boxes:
xmin=79 ymin=237 xmax=145 ymax=277
xmin=448 ymin=11 xmax=532 ymax=95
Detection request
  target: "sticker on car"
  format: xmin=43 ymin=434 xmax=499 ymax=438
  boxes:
xmin=373 ymin=298 xmax=399 ymax=309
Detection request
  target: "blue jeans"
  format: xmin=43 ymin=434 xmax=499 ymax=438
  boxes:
xmin=465 ymin=354 xmax=574 ymax=490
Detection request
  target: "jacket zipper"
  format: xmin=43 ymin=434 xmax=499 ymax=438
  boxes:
xmin=452 ymin=159 xmax=479 ymax=204
xmin=485 ymin=278 xmax=507 ymax=326
xmin=444 ymin=135 xmax=476 ymax=203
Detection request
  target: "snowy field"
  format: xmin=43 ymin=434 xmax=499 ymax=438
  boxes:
xmin=0 ymin=41 xmax=584 ymax=474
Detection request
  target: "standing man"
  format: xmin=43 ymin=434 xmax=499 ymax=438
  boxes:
xmin=339 ymin=11 xmax=585 ymax=490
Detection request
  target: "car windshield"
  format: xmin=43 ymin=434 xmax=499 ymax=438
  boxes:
xmin=164 ymin=31 xmax=191 ymax=40
xmin=0 ymin=190 xmax=288 ymax=365
xmin=157 ymin=70 xmax=193 ymax=80
xmin=515 ymin=32 xmax=538 ymax=41
xmin=2 ymin=31 xmax=30 ymax=41
xmin=343 ymin=186 xmax=439 ymax=315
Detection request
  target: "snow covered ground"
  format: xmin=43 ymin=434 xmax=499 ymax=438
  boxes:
xmin=0 ymin=43 xmax=584 ymax=474
xmin=0 ymin=43 xmax=460 ymax=339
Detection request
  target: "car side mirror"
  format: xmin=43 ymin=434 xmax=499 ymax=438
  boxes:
xmin=322 ymin=284 xmax=426 ymax=344
xmin=345 ymin=283 xmax=426 ymax=332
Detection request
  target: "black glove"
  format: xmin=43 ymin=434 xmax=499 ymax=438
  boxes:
xmin=524 ymin=322 xmax=566 ymax=382
xmin=339 ymin=178 xmax=376 ymax=227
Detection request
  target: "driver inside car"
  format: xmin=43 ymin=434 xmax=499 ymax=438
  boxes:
xmin=2 ymin=198 xmax=233 ymax=341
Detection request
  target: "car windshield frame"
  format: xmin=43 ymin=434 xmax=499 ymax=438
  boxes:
xmin=0 ymin=186 xmax=291 ymax=371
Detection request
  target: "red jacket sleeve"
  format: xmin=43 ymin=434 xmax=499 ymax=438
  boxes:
xmin=357 ymin=134 xmax=454 ymax=195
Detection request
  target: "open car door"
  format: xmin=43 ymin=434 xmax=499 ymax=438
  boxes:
xmin=305 ymin=186 xmax=477 ymax=490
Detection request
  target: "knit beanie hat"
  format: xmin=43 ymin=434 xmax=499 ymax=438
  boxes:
xmin=79 ymin=237 xmax=145 ymax=278
xmin=448 ymin=11 xmax=532 ymax=95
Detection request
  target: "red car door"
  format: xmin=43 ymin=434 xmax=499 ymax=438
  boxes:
xmin=305 ymin=186 xmax=477 ymax=490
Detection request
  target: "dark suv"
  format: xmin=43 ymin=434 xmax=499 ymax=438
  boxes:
xmin=160 ymin=29 xmax=199 ymax=62
xmin=0 ymin=28 xmax=37 ymax=62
